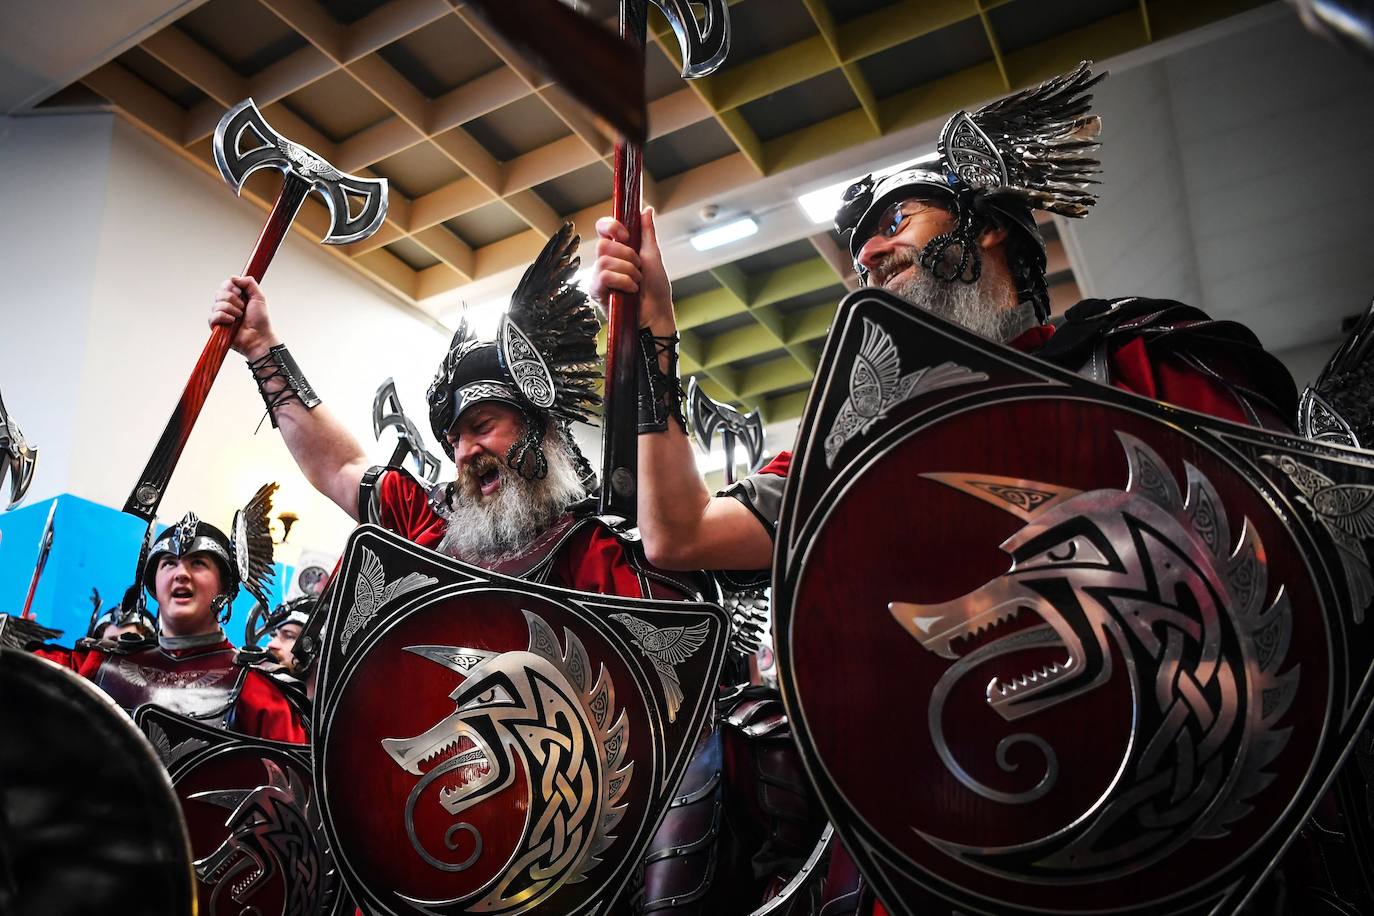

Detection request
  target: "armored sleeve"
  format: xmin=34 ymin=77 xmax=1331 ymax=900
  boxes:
xmin=719 ymin=451 xmax=791 ymax=541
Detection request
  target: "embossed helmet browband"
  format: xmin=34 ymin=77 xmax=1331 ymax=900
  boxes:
xmin=835 ymin=61 xmax=1105 ymax=322
xmin=427 ymin=222 xmax=602 ymax=479
xmin=142 ymin=484 xmax=278 ymax=616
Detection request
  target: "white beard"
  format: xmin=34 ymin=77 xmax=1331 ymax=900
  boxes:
xmin=434 ymin=432 xmax=588 ymax=566
xmin=878 ymin=250 xmax=1036 ymax=344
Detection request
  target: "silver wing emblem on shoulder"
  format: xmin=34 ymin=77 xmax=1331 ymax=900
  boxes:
xmin=823 ymin=318 xmax=988 ymax=467
xmin=610 ymin=613 xmax=710 ymax=723
xmin=340 ymin=546 xmax=438 ymax=653
xmin=1263 ymin=454 xmax=1374 ymax=621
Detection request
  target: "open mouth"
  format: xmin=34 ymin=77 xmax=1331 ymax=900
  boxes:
xmin=197 ymin=848 xmax=264 ymax=902
xmin=170 ymin=586 xmax=194 ymax=600
xmin=395 ymin=733 xmax=493 ymax=813
xmin=477 ymin=466 xmax=500 ymax=496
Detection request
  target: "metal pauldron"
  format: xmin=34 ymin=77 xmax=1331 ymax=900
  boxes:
xmin=637 ymin=328 xmax=687 ymax=434
xmin=247 ymin=343 xmax=321 ymax=427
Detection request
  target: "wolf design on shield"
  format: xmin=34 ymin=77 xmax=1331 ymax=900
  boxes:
xmin=382 ymin=609 xmax=632 ymax=914
xmin=889 ymin=431 xmax=1298 ymax=876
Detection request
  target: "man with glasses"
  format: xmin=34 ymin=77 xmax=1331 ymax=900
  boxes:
xmin=590 ymin=61 xmax=1301 ymax=914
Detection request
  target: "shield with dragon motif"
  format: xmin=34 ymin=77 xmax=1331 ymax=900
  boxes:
xmin=773 ymin=287 xmax=1374 ymax=915
xmin=135 ymin=705 xmax=347 ymax=916
xmin=311 ymin=525 xmax=729 ymax=915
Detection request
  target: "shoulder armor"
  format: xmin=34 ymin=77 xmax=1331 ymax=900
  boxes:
xmin=359 ymin=464 xmax=437 ymax=525
xmin=1040 ymin=296 xmax=1298 ymax=423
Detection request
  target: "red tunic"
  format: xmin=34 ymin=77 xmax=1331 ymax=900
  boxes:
xmin=373 ymin=468 xmax=654 ymax=599
xmin=34 ymin=639 xmax=307 ymax=744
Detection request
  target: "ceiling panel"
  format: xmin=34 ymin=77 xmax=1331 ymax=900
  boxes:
xmin=178 ymin=0 xmax=308 ymax=77
xmin=377 ymin=15 xmax=504 ymax=98
xmin=57 ymin=0 xmax=1273 ymax=370
xmin=465 ymin=93 xmax=571 ymax=161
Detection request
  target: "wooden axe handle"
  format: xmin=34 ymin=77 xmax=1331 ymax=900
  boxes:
xmin=122 ymin=176 xmax=311 ymax=521
xmin=598 ymin=0 xmax=649 ymax=522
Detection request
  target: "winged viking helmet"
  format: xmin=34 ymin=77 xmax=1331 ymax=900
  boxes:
xmin=141 ymin=483 xmax=278 ymax=622
xmin=835 ymin=61 xmax=1106 ymax=322
xmin=426 ymin=222 xmax=602 ymax=482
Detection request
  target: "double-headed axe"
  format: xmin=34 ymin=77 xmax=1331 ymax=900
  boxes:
xmin=123 ymin=99 xmax=389 ymax=521
xmin=687 ymin=377 xmax=765 ymax=487
xmin=372 ymin=377 xmax=442 ymax=486
xmin=0 ymin=386 xmax=37 ymax=511
xmin=460 ymin=0 xmax=732 ymax=522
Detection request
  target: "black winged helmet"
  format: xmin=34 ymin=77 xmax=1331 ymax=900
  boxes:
xmin=427 ymin=222 xmax=602 ymax=481
xmin=141 ymin=483 xmax=278 ymax=622
xmin=834 ymin=61 xmax=1105 ymax=321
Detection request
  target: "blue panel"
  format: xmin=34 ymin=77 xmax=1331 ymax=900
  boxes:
xmin=0 ymin=495 xmax=292 ymax=646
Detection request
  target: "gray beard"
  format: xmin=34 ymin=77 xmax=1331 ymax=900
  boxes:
xmin=881 ymin=254 xmax=1036 ymax=344
xmin=435 ymin=434 xmax=588 ymax=566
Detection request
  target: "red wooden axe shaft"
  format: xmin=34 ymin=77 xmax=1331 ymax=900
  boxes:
xmin=599 ymin=0 xmax=649 ymax=521
xmin=123 ymin=177 xmax=310 ymax=520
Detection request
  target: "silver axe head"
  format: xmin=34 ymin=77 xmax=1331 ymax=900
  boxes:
xmin=687 ymin=377 xmax=766 ymax=483
xmin=0 ymin=387 xmax=37 ymax=511
xmin=373 ymin=378 xmax=443 ymax=486
xmin=213 ymin=99 xmax=389 ymax=245
xmin=651 ymin=0 xmax=731 ymax=77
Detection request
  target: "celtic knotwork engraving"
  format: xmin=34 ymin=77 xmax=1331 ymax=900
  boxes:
xmin=1263 ymin=453 xmax=1374 ymax=623
xmin=381 ymin=610 xmax=631 ymax=914
xmin=500 ymin=318 xmax=556 ymax=409
xmin=191 ymin=758 xmax=332 ymax=916
xmin=824 ymin=318 xmax=987 ymax=468
xmin=339 ymin=547 xmax=437 ymax=654
xmin=1297 ymin=389 xmax=1360 ymax=448
xmin=890 ymin=431 xmax=1297 ymax=878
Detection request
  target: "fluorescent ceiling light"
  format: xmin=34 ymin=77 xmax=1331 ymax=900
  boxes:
xmin=797 ymin=178 xmax=854 ymax=224
xmin=690 ymin=216 xmax=758 ymax=252
xmin=796 ymin=155 xmax=930 ymax=224
xmin=441 ymin=297 xmax=508 ymax=338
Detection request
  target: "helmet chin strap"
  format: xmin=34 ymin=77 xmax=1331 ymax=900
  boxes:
xmin=505 ymin=410 xmax=550 ymax=481
xmin=212 ymin=594 xmax=232 ymax=625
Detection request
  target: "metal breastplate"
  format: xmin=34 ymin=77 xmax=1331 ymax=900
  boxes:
xmin=94 ymin=645 xmax=242 ymax=726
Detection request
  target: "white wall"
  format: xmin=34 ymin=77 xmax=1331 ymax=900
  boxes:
xmin=0 ymin=113 xmax=451 ymax=565
xmin=1059 ymin=12 xmax=1374 ymax=354
xmin=0 ymin=113 xmax=113 ymax=507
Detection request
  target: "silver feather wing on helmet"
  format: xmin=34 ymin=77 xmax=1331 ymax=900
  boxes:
xmin=940 ymin=60 xmax=1104 ymax=217
xmin=498 ymin=221 xmax=603 ymax=425
xmin=233 ymin=482 xmax=278 ymax=609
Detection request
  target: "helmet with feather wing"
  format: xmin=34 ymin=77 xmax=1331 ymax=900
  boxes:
xmin=834 ymin=61 xmax=1106 ymax=322
xmin=426 ymin=222 xmax=602 ymax=481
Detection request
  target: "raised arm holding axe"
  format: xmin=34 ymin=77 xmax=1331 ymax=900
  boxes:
xmin=127 ymin=99 xmax=388 ymax=523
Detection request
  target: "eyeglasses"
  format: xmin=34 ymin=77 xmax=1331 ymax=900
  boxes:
xmin=871 ymin=199 xmax=941 ymax=240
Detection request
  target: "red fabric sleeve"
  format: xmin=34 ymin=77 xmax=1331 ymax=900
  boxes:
xmin=553 ymin=527 xmax=646 ymax=598
xmin=234 ymin=670 xmax=308 ymax=744
xmin=1108 ymin=337 xmax=1253 ymax=426
xmin=30 ymin=646 xmax=104 ymax=679
xmin=755 ymin=451 xmax=791 ymax=478
xmin=377 ymin=469 xmax=448 ymax=551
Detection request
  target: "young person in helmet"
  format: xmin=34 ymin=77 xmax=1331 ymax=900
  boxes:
xmin=83 ymin=586 xmax=157 ymax=646
xmin=591 ymin=61 xmax=1297 ymax=579
xmin=27 ymin=486 xmax=307 ymax=743
xmin=209 ymin=223 xmax=708 ymax=601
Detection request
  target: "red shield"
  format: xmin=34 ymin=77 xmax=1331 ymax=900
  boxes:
xmin=135 ymin=705 xmax=345 ymax=916
xmin=775 ymin=289 xmax=1374 ymax=914
xmin=311 ymin=526 xmax=728 ymax=915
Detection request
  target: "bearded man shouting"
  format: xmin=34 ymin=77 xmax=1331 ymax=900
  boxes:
xmin=209 ymin=223 xmax=705 ymax=599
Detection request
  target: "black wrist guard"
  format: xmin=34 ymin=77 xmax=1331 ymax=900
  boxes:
xmin=247 ymin=344 xmax=320 ymax=428
xmin=637 ymin=328 xmax=687 ymax=434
